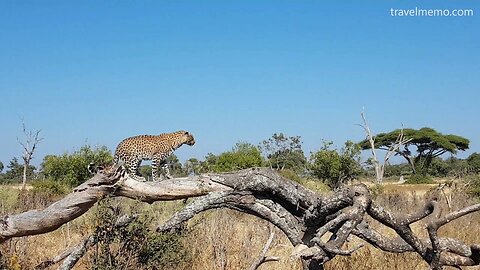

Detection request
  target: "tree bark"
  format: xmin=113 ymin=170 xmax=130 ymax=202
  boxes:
xmin=22 ymin=160 xmax=28 ymax=188
xmin=2 ymin=166 xmax=480 ymax=269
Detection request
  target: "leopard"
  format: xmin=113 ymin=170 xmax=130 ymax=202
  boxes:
xmin=112 ymin=130 xmax=195 ymax=181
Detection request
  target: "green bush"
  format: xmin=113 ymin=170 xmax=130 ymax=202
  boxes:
xmin=138 ymin=231 xmax=188 ymax=268
xmin=31 ymin=179 xmax=68 ymax=195
xmin=466 ymin=174 xmax=480 ymax=197
xmin=91 ymin=200 xmax=189 ymax=270
xmin=369 ymin=184 xmax=385 ymax=199
xmin=279 ymin=169 xmax=302 ymax=182
xmin=309 ymin=141 xmax=361 ymax=189
xmin=41 ymin=145 xmax=112 ymax=187
xmin=0 ymin=188 xmax=20 ymax=213
xmin=405 ymin=174 xmax=433 ymax=184
xmin=467 ymin=153 xmax=480 ymax=174
xmin=213 ymin=142 xmax=263 ymax=172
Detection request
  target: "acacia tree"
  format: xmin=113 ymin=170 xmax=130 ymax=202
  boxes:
xmin=358 ymin=127 xmax=469 ymax=174
xmin=260 ymin=133 xmax=307 ymax=172
xmin=17 ymin=121 xmax=42 ymax=189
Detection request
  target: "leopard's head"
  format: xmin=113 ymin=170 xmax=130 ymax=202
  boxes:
xmin=179 ymin=131 xmax=195 ymax=146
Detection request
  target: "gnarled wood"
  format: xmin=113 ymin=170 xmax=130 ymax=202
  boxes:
xmin=2 ymin=166 xmax=480 ymax=270
xmin=0 ymin=166 xmax=231 ymax=243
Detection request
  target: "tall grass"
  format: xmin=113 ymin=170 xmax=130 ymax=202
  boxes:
xmin=1 ymin=179 xmax=480 ymax=269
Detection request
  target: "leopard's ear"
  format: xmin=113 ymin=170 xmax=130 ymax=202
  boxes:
xmin=184 ymin=131 xmax=190 ymax=135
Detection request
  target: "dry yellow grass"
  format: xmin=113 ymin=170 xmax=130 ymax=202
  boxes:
xmin=1 ymin=179 xmax=480 ymax=270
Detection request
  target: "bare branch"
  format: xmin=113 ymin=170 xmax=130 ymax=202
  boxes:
xmin=248 ymin=229 xmax=279 ymax=270
xmin=16 ymin=120 xmax=43 ymax=189
xmin=3 ymin=166 xmax=480 ymax=269
xmin=358 ymin=112 xmax=411 ymax=184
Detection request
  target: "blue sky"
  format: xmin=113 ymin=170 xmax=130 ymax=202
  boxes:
xmin=0 ymin=1 xmax=479 ymax=166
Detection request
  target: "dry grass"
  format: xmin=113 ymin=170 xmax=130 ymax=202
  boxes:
xmin=177 ymin=209 xmax=302 ymax=270
xmin=1 ymin=179 xmax=480 ymax=270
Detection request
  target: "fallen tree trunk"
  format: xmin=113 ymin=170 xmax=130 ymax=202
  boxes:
xmin=0 ymin=166 xmax=231 ymax=242
xmin=2 ymin=166 xmax=480 ymax=270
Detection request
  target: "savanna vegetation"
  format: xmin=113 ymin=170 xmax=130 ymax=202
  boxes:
xmin=1 ymin=128 xmax=480 ymax=270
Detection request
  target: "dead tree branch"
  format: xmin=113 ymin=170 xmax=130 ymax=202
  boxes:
xmin=248 ymin=229 xmax=280 ymax=270
xmin=2 ymin=167 xmax=480 ymax=269
xmin=17 ymin=120 xmax=43 ymax=189
xmin=358 ymin=112 xmax=411 ymax=183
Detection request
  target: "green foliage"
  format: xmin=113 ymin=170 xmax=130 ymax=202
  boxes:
xmin=358 ymin=127 xmax=470 ymax=174
xmin=138 ymin=154 xmax=186 ymax=180
xmin=260 ymin=133 xmax=307 ymax=172
xmin=0 ymin=187 xmax=20 ymax=212
xmin=138 ymin=231 xmax=187 ymax=268
xmin=466 ymin=174 xmax=480 ymax=197
xmin=279 ymin=169 xmax=303 ymax=182
xmin=139 ymin=165 xmax=153 ymax=180
xmin=91 ymin=201 xmax=188 ymax=270
xmin=278 ymin=169 xmax=330 ymax=193
xmin=41 ymin=145 xmax=112 ymax=187
xmin=167 ymin=154 xmax=186 ymax=177
xmin=467 ymin=153 xmax=480 ymax=173
xmin=197 ymin=153 xmax=219 ymax=173
xmin=405 ymin=174 xmax=433 ymax=184
xmin=369 ymin=184 xmax=385 ymax=199
xmin=31 ymin=179 xmax=68 ymax=195
xmin=425 ymin=157 xmax=451 ymax=177
xmin=213 ymin=142 xmax=263 ymax=172
xmin=2 ymin=157 xmax=35 ymax=182
xmin=383 ymin=163 xmax=411 ymax=177
xmin=309 ymin=141 xmax=361 ymax=189
xmin=0 ymin=161 xmax=3 ymax=173
xmin=184 ymin=158 xmax=201 ymax=176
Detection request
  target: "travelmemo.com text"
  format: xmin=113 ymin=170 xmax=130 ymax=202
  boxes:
xmin=390 ymin=7 xmax=474 ymax=17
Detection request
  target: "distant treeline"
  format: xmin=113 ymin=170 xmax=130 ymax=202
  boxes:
xmin=1 ymin=132 xmax=479 ymax=189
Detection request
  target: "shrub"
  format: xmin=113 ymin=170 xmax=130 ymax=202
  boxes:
xmin=279 ymin=169 xmax=302 ymax=182
xmin=466 ymin=174 xmax=480 ymax=197
xmin=309 ymin=141 xmax=361 ymax=189
xmin=41 ymin=145 xmax=112 ymax=187
xmin=31 ymin=179 xmax=68 ymax=195
xmin=467 ymin=153 xmax=480 ymax=174
xmin=405 ymin=174 xmax=433 ymax=184
xmin=369 ymin=184 xmax=385 ymax=199
xmin=213 ymin=142 xmax=263 ymax=172
xmin=90 ymin=200 xmax=189 ymax=269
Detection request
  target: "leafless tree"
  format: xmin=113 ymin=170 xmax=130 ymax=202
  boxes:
xmin=2 ymin=166 xmax=480 ymax=270
xmin=16 ymin=120 xmax=43 ymax=189
xmin=358 ymin=112 xmax=411 ymax=184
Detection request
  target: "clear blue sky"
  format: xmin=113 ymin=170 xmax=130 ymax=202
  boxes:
xmin=0 ymin=1 xmax=479 ymax=166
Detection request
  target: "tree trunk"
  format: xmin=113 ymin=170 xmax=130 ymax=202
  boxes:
xmin=3 ymin=166 xmax=480 ymax=269
xmin=22 ymin=160 xmax=28 ymax=190
xmin=374 ymin=164 xmax=384 ymax=184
